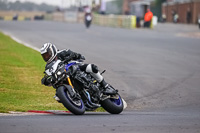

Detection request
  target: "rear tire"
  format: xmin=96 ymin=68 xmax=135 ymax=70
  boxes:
xmin=57 ymin=86 xmax=85 ymax=115
xmin=100 ymin=94 xmax=123 ymax=114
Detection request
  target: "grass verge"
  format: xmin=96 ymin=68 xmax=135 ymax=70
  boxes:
xmin=0 ymin=32 xmax=66 ymax=113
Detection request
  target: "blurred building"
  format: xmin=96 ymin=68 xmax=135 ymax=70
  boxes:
xmin=123 ymin=0 xmax=154 ymax=15
xmin=162 ymin=0 xmax=200 ymax=24
xmin=106 ymin=1 xmax=121 ymax=14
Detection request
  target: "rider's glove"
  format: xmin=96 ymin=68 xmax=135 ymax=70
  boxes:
xmin=41 ymin=76 xmax=52 ymax=86
xmin=71 ymin=52 xmax=85 ymax=60
xmin=80 ymin=55 xmax=85 ymax=60
xmin=64 ymin=53 xmax=76 ymax=63
xmin=64 ymin=52 xmax=85 ymax=62
xmin=41 ymin=77 xmax=46 ymax=85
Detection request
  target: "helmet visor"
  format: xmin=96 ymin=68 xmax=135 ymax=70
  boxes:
xmin=41 ymin=50 xmax=52 ymax=62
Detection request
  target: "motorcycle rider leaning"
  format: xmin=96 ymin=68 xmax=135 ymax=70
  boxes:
xmin=40 ymin=43 xmax=116 ymax=100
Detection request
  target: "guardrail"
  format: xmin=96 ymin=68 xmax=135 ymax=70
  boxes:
xmin=93 ymin=14 xmax=136 ymax=29
xmin=93 ymin=14 xmax=155 ymax=29
xmin=0 ymin=11 xmax=45 ymax=21
xmin=2 ymin=16 xmax=29 ymax=21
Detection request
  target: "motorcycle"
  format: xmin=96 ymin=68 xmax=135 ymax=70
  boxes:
xmin=198 ymin=18 xmax=200 ymax=29
xmin=85 ymin=14 xmax=92 ymax=28
xmin=44 ymin=58 xmax=126 ymax=115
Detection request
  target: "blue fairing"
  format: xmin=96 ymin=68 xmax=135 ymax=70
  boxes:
xmin=65 ymin=62 xmax=76 ymax=71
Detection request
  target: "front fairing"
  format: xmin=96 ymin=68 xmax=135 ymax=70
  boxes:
xmin=45 ymin=60 xmax=61 ymax=76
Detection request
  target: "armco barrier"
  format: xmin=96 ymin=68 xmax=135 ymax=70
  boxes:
xmin=93 ymin=14 xmax=137 ymax=29
xmin=4 ymin=16 xmax=13 ymax=21
xmin=93 ymin=14 xmax=155 ymax=29
xmin=3 ymin=16 xmax=25 ymax=21
xmin=0 ymin=11 xmax=45 ymax=21
xmin=17 ymin=16 xmax=25 ymax=21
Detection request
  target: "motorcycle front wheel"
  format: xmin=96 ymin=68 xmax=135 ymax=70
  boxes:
xmin=57 ymin=86 xmax=85 ymax=115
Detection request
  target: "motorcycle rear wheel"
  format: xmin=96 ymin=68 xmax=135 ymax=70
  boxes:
xmin=100 ymin=94 xmax=124 ymax=114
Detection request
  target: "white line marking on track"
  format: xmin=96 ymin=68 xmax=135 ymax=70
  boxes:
xmin=3 ymin=31 xmax=40 ymax=52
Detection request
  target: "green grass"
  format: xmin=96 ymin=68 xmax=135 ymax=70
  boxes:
xmin=0 ymin=32 xmax=66 ymax=113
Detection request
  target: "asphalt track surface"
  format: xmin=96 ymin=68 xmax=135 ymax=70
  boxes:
xmin=0 ymin=21 xmax=200 ymax=133
xmin=0 ymin=109 xmax=199 ymax=133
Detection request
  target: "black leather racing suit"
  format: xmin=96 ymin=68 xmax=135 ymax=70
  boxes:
xmin=41 ymin=49 xmax=104 ymax=86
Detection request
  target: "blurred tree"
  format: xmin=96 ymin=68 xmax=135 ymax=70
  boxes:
xmin=0 ymin=0 xmax=8 ymax=10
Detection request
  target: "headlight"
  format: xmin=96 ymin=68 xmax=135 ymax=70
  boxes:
xmin=57 ymin=71 xmax=62 ymax=76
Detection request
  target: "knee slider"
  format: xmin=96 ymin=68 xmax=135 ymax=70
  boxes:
xmin=91 ymin=64 xmax=98 ymax=73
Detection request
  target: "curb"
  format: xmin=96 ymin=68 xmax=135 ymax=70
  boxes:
xmin=3 ymin=32 xmax=40 ymax=52
xmin=28 ymin=110 xmax=54 ymax=114
xmin=28 ymin=110 xmax=70 ymax=114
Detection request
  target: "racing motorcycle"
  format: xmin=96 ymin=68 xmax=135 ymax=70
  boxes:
xmin=198 ymin=17 xmax=200 ymax=29
xmin=44 ymin=58 xmax=126 ymax=115
xmin=85 ymin=14 xmax=92 ymax=28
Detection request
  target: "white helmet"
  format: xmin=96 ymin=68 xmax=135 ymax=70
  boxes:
xmin=40 ymin=43 xmax=57 ymax=63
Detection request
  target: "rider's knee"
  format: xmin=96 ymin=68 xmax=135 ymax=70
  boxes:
xmin=91 ymin=64 xmax=98 ymax=73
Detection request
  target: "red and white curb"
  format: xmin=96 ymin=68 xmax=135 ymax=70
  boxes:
xmin=0 ymin=110 xmax=70 ymax=116
xmin=3 ymin=31 xmax=40 ymax=52
xmin=28 ymin=110 xmax=70 ymax=114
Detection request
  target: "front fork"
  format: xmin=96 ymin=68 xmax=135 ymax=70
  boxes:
xmin=66 ymin=75 xmax=80 ymax=99
xmin=67 ymin=75 xmax=74 ymax=88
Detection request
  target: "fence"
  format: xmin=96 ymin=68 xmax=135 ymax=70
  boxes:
xmin=93 ymin=14 xmax=137 ymax=29
xmin=0 ymin=11 xmax=45 ymax=21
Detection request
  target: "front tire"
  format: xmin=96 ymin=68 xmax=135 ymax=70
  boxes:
xmin=57 ymin=86 xmax=85 ymax=115
xmin=100 ymin=94 xmax=124 ymax=114
xmin=85 ymin=20 xmax=91 ymax=28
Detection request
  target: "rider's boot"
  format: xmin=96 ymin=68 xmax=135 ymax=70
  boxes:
xmin=53 ymin=95 xmax=61 ymax=103
xmin=100 ymin=79 xmax=117 ymax=95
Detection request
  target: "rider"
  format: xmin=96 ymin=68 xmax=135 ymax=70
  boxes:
xmin=40 ymin=43 xmax=115 ymax=97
